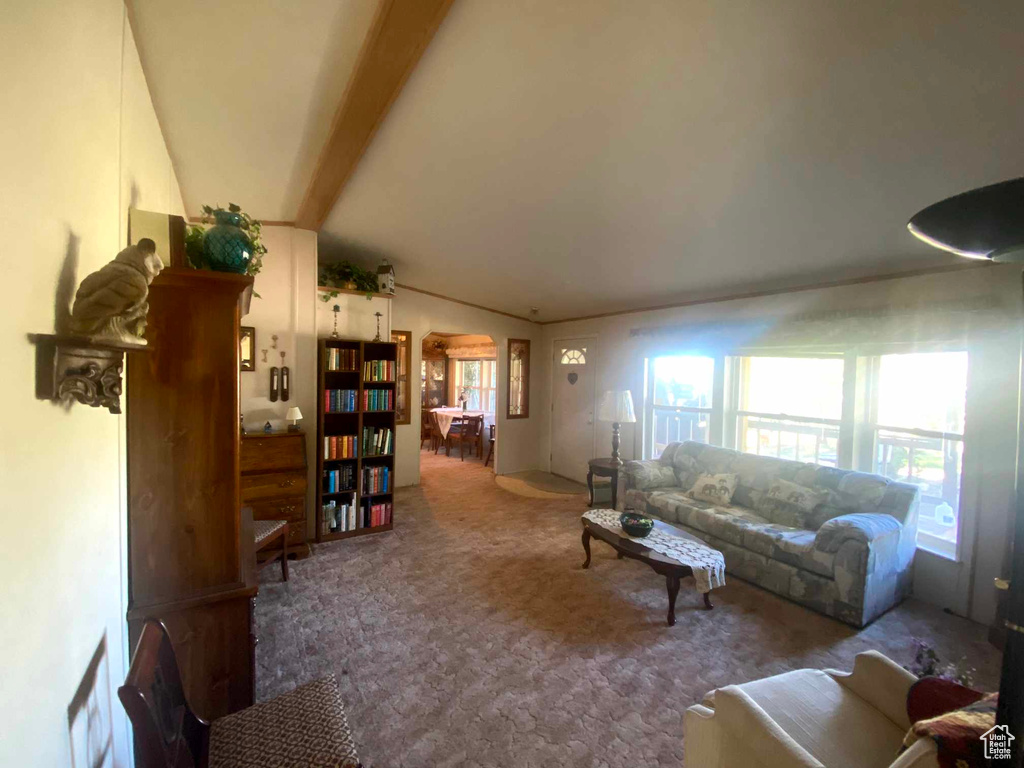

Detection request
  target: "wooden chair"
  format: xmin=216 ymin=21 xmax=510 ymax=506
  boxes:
xmin=420 ymin=409 xmax=434 ymax=449
xmin=459 ymin=415 xmax=484 ymax=461
xmin=119 ymin=618 xmax=360 ymax=768
xmin=436 ymin=414 xmax=462 ymax=456
xmin=254 ymin=520 xmax=288 ymax=581
xmin=485 ymin=424 xmax=495 ymax=467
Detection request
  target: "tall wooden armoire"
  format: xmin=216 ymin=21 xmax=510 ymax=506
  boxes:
xmin=126 ymin=267 xmax=256 ymax=720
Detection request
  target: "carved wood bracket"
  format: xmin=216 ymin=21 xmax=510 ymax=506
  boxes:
xmin=31 ymin=334 xmax=148 ymax=414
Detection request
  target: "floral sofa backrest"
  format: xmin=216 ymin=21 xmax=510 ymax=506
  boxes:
xmin=655 ymin=441 xmax=919 ymax=531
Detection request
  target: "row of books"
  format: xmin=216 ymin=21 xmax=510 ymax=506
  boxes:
xmin=325 ymin=348 xmax=358 ymax=372
xmin=324 ymin=435 xmax=358 ymax=460
xmin=364 ymin=501 xmax=393 ymax=528
xmin=363 ymin=359 xmax=396 ymax=382
xmin=362 ymin=426 xmax=393 ymax=456
xmin=325 ymin=389 xmax=358 ymax=413
xmin=323 ymin=465 xmax=356 ymax=494
xmin=363 ymin=388 xmax=394 ymax=411
xmin=362 ymin=465 xmax=391 ymax=494
xmin=321 ymin=501 xmax=355 ymax=535
xmin=321 ymin=500 xmax=393 ymax=534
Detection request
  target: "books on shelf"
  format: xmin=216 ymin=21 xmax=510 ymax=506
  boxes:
xmin=360 ymin=499 xmax=393 ymax=528
xmin=324 ymin=465 xmax=356 ymax=494
xmin=321 ymin=500 xmax=357 ymax=535
xmin=362 ymin=359 xmax=396 ymax=382
xmin=361 ymin=426 xmax=392 ymax=456
xmin=326 ymin=348 xmax=358 ymax=372
xmin=325 ymin=389 xmax=358 ymax=413
xmin=324 ymin=435 xmax=357 ymax=460
xmin=361 ymin=465 xmax=391 ymax=495
xmin=362 ymin=388 xmax=394 ymax=411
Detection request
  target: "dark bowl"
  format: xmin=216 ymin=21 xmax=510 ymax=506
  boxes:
xmin=620 ymin=513 xmax=654 ymax=538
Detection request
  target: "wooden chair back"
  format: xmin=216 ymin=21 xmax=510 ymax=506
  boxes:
xmin=118 ymin=619 xmax=209 ymax=768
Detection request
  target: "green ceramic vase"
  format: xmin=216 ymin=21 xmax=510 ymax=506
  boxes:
xmin=203 ymin=210 xmax=253 ymax=274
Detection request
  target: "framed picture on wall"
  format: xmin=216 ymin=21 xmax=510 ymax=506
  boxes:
xmin=240 ymin=326 xmax=255 ymax=371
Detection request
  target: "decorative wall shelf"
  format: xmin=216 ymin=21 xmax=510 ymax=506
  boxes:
xmin=30 ymin=334 xmax=149 ymax=414
xmin=316 ymin=285 xmax=394 ymax=300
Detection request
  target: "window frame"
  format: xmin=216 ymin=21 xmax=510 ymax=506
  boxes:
xmin=644 ymin=354 xmax=720 ymax=458
xmin=391 ymin=329 xmax=412 ymax=425
xmin=506 ymin=339 xmax=530 ymax=419
xmin=454 ymin=358 xmax=497 ymax=413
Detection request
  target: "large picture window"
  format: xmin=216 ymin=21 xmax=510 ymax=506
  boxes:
xmin=646 ymin=355 xmax=715 ymax=457
xmin=870 ymin=351 xmax=967 ymax=558
xmin=734 ymin=356 xmax=844 ymax=467
xmin=454 ymin=359 xmax=497 ymax=412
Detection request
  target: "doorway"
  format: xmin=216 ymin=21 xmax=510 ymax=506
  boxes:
xmin=420 ymin=332 xmax=496 ymax=475
xmin=550 ymin=338 xmax=597 ymax=483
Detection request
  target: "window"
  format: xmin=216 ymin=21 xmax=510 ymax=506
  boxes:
xmin=870 ymin=352 xmax=967 ymax=558
xmin=507 ymin=339 xmax=530 ymax=418
xmin=391 ymin=330 xmax=411 ymax=424
xmin=733 ymin=356 xmax=844 ymax=466
xmin=455 ymin=359 xmax=497 ymax=412
xmin=560 ymin=348 xmax=586 ymax=364
xmin=646 ymin=355 xmax=715 ymax=457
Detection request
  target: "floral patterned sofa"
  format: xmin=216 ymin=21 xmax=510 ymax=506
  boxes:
xmin=623 ymin=441 xmax=919 ymax=627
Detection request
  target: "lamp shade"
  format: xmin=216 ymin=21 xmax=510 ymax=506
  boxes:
xmin=598 ymin=390 xmax=636 ymax=423
xmin=286 ymin=406 xmax=303 ymax=421
xmin=907 ymin=177 xmax=1024 ymax=262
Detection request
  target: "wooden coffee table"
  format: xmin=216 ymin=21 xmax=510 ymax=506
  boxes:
xmin=581 ymin=515 xmax=715 ymax=626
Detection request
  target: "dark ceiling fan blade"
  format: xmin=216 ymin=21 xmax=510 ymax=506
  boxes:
xmin=907 ymin=177 xmax=1024 ymax=262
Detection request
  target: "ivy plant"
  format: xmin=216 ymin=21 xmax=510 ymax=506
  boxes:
xmin=318 ymin=261 xmax=379 ymax=301
xmin=185 ymin=203 xmax=268 ymax=297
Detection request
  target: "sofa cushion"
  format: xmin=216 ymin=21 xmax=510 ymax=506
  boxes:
xmin=758 ymin=478 xmax=828 ymax=529
xmin=671 ymin=451 xmax=700 ymax=490
xmin=688 ymin=473 xmax=739 ymax=505
xmin=623 ymin=460 xmax=678 ymax=491
xmin=741 ymin=524 xmax=835 ymax=578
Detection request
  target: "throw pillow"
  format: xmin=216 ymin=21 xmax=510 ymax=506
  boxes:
xmin=758 ymin=478 xmax=827 ymax=529
xmin=624 ymin=461 xmax=677 ymax=491
xmin=671 ymin=452 xmax=700 ymax=490
xmin=687 ymin=473 xmax=739 ymax=506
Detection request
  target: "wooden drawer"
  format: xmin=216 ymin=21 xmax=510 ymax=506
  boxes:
xmin=241 ymin=470 xmax=307 ymax=502
xmin=250 ymin=499 xmax=307 ymax=547
xmin=241 ymin=435 xmax=305 ymax=473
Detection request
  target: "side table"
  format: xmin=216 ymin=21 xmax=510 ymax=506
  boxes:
xmin=587 ymin=458 xmax=620 ymax=510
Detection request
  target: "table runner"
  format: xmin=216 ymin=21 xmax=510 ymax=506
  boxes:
xmin=431 ymin=408 xmax=494 ymax=439
xmin=583 ymin=509 xmax=726 ymax=595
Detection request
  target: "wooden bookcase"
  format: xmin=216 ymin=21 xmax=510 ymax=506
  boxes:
xmin=316 ymin=338 xmax=397 ymax=542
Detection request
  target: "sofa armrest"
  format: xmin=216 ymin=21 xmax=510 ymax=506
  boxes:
xmin=814 ymin=513 xmax=902 ymax=553
xmin=622 ymin=459 xmax=678 ymax=491
xmin=825 ymin=650 xmax=917 ymax=730
xmin=684 ymin=686 xmax=824 ymax=768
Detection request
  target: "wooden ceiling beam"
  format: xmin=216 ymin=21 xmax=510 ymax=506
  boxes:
xmin=294 ymin=0 xmax=455 ymax=231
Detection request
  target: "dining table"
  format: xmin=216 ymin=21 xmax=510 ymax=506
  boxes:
xmin=430 ymin=407 xmax=494 ymax=439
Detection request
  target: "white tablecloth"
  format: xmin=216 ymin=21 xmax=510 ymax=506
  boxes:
xmin=430 ymin=408 xmax=494 ymax=439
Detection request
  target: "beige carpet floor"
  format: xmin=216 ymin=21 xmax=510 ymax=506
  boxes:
xmin=255 ymin=450 xmax=1002 ymax=768
xmin=496 ymin=469 xmax=588 ymax=499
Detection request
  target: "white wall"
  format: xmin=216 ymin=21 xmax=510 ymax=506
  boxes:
xmin=539 ymin=266 xmax=1023 ymax=626
xmin=0 ymin=2 xmax=184 ymax=766
xmin=390 ymin=289 xmax=544 ymax=485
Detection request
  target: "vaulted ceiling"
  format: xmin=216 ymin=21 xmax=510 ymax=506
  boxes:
xmin=133 ymin=0 xmax=1024 ymax=322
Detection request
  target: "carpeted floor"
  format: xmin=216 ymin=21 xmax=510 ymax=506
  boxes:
xmin=255 ymin=450 xmax=1002 ymax=768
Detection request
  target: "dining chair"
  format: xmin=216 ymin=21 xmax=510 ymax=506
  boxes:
xmin=420 ymin=409 xmax=434 ymax=449
xmin=459 ymin=415 xmax=484 ymax=461
xmin=432 ymin=411 xmax=458 ymax=456
xmin=485 ymin=424 xmax=495 ymax=467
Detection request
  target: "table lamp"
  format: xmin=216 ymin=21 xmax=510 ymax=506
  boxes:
xmin=286 ymin=406 xmax=303 ymax=432
xmin=598 ymin=390 xmax=635 ymax=466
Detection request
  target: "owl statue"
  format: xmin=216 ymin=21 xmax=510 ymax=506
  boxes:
xmin=69 ymin=238 xmax=164 ymax=346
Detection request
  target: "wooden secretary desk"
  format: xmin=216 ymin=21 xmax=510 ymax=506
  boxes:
xmin=126 ymin=267 xmax=257 ymax=720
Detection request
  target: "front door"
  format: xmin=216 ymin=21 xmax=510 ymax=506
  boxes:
xmin=551 ymin=339 xmax=596 ymax=483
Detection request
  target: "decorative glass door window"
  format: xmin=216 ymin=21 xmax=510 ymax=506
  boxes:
xmin=560 ymin=348 xmax=586 ymax=364
xmin=507 ymin=339 xmax=530 ymax=418
xmin=646 ymin=355 xmax=715 ymax=455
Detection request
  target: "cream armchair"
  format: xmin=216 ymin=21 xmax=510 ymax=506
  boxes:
xmin=683 ymin=651 xmax=938 ymax=768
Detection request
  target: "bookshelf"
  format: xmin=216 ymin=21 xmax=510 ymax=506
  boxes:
xmin=316 ymin=337 xmax=397 ymax=543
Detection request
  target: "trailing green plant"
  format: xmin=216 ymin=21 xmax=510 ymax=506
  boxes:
xmin=185 ymin=203 xmax=268 ymax=297
xmin=905 ymin=639 xmax=976 ymax=687
xmin=318 ymin=261 xmax=379 ymax=301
